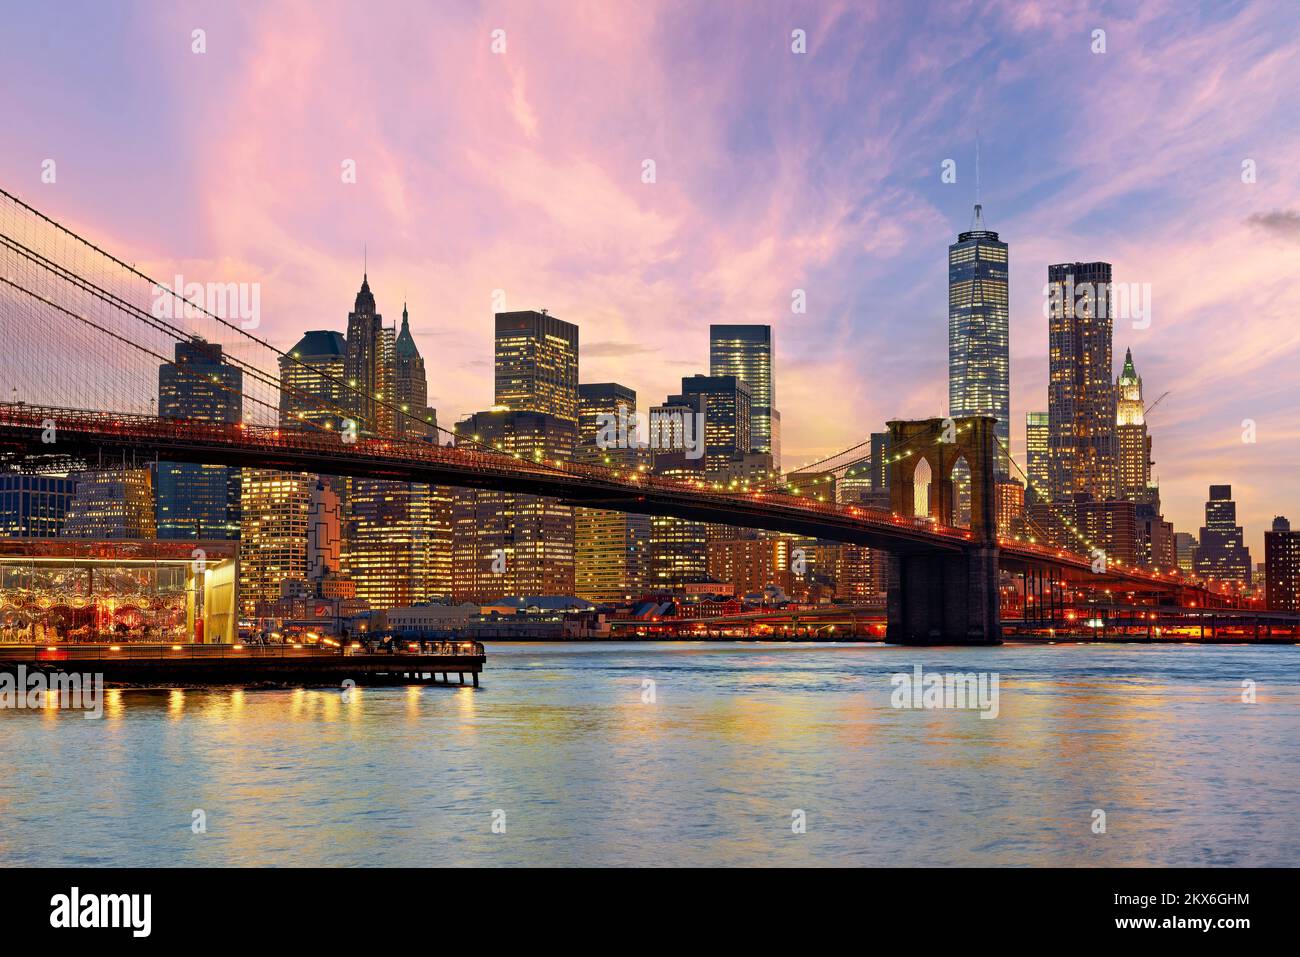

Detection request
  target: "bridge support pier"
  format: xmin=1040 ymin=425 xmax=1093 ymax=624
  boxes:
xmin=886 ymin=545 xmax=1001 ymax=645
xmin=883 ymin=415 xmax=1003 ymax=646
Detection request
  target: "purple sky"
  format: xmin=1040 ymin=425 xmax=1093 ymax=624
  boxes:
xmin=2 ymin=0 xmax=1298 ymax=556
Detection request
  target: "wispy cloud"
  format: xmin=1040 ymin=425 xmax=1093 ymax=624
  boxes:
xmin=1246 ymin=209 xmax=1300 ymax=242
xmin=0 ymin=0 xmax=1296 ymax=554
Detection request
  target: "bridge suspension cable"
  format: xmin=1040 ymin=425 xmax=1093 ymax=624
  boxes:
xmin=993 ymin=435 xmax=1103 ymax=560
xmin=0 ymin=185 xmax=576 ymax=471
xmin=743 ymin=423 xmax=1110 ymax=568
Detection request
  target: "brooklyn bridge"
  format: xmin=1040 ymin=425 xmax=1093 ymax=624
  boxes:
xmin=0 ymin=186 xmax=1231 ymax=645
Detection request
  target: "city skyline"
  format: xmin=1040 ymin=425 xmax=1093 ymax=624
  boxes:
xmin=3 ymin=1 xmax=1298 ymax=557
xmin=2 ymin=1 xmax=1299 ymax=885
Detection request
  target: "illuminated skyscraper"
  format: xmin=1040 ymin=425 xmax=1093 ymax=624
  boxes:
xmin=647 ymin=392 xmax=709 ymax=591
xmin=1047 ymin=262 xmax=1117 ymax=501
xmin=156 ymin=339 xmax=242 ymax=539
xmin=579 ymin=379 xmax=639 ymax=462
xmin=1135 ymin=502 xmax=1175 ymax=571
xmin=575 ymin=383 xmax=650 ymax=603
xmin=681 ymin=377 xmax=754 ymax=574
xmin=467 ymin=310 xmax=580 ymax=599
xmin=709 ymin=325 xmax=779 ymax=469
xmin=495 ymin=310 xmax=579 ymax=425
xmin=239 ymin=469 xmax=311 ymax=614
xmin=995 ymin=476 xmax=1026 ymax=538
xmin=1175 ymin=532 xmax=1198 ymax=576
xmin=1115 ymin=348 xmax=1157 ymax=508
xmin=62 ymin=469 xmax=156 ymax=540
xmin=1114 ymin=348 xmax=1170 ymax=569
xmin=421 ymin=484 xmax=455 ymax=599
xmin=1194 ymin=485 xmax=1252 ymax=587
xmin=348 ymin=477 xmax=451 ymax=609
xmin=280 ymin=330 xmax=348 ymax=432
xmin=1075 ymin=498 xmax=1138 ymax=567
xmin=837 ymin=543 xmax=886 ymax=602
xmin=347 ymin=299 xmax=451 ymax=607
xmin=307 ymin=478 xmax=343 ymax=580
xmin=681 ymin=374 xmax=752 ymax=475
xmin=159 ymin=339 xmax=243 ymax=424
xmin=0 ymin=475 xmax=74 ymax=536
xmin=344 ymin=274 xmax=390 ymax=435
xmin=707 ymin=537 xmax=792 ymax=596
xmin=277 ymin=329 xmax=356 ymax=598
xmin=1025 ymin=412 xmax=1049 ymax=503
xmin=452 ymin=409 xmax=576 ymax=602
xmin=1265 ymin=517 xmax=1300 ymax=611
xmin=949 ymin=205 xmax=1010 ymax=474
xmin=393 ymin=303 xmax=438 ymax=440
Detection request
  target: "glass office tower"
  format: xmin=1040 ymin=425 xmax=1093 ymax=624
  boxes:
xmin=948 ymin=205 xmax=1010 ymax=474
xmin=710 ymin=325 xmax=779 ymax=470
xmin=1047 ymin=261 xmax=1117 ymax=501
xmin=156 ymin=338 xmax=243 ymax=539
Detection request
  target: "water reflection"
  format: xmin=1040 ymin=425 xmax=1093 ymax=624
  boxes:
xmin=0 ymin=642 xmax=1296 ymax=867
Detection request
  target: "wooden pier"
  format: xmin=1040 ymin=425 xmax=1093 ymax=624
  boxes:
xmin=0 ymin=641 xmax=486 ymax=687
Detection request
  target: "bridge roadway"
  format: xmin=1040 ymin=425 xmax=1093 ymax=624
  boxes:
xmin=0 ymin=403 xmax=1195 ymax=599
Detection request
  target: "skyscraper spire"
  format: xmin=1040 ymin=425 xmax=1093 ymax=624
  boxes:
xmin=395 ymin=299 xmax=419 ymax=358
xmin=971 ymin=130 xmax=984 ymax=230
xmin=353 ymin=271 xmax=375 ymax=314
xmin=950 ymin=174 xmax=1009 ymax=476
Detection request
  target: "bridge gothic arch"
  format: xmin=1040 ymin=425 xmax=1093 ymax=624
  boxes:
xmin=886 ymin=416 xmax=999 ymax=545
xmin=884 ymin=415 xmax=1002 ymax=645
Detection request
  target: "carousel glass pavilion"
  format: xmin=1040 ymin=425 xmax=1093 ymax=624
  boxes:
xmin=0 ymin=539 xmax=237 ymax=644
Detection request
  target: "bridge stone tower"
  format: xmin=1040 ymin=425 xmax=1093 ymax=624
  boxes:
xmin=885 ymin=416 xmax=1001 ymax=645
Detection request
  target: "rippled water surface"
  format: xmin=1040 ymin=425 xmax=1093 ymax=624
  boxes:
xmin=2 ymin=641 xmax=1297 ymax=866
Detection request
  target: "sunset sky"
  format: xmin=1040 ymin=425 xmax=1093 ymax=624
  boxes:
xmin=3 ymin=0 xmax=1298 ymax=555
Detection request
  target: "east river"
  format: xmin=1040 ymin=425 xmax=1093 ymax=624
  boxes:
xmin=2 ymin=641 xmax=1296 ymax=866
